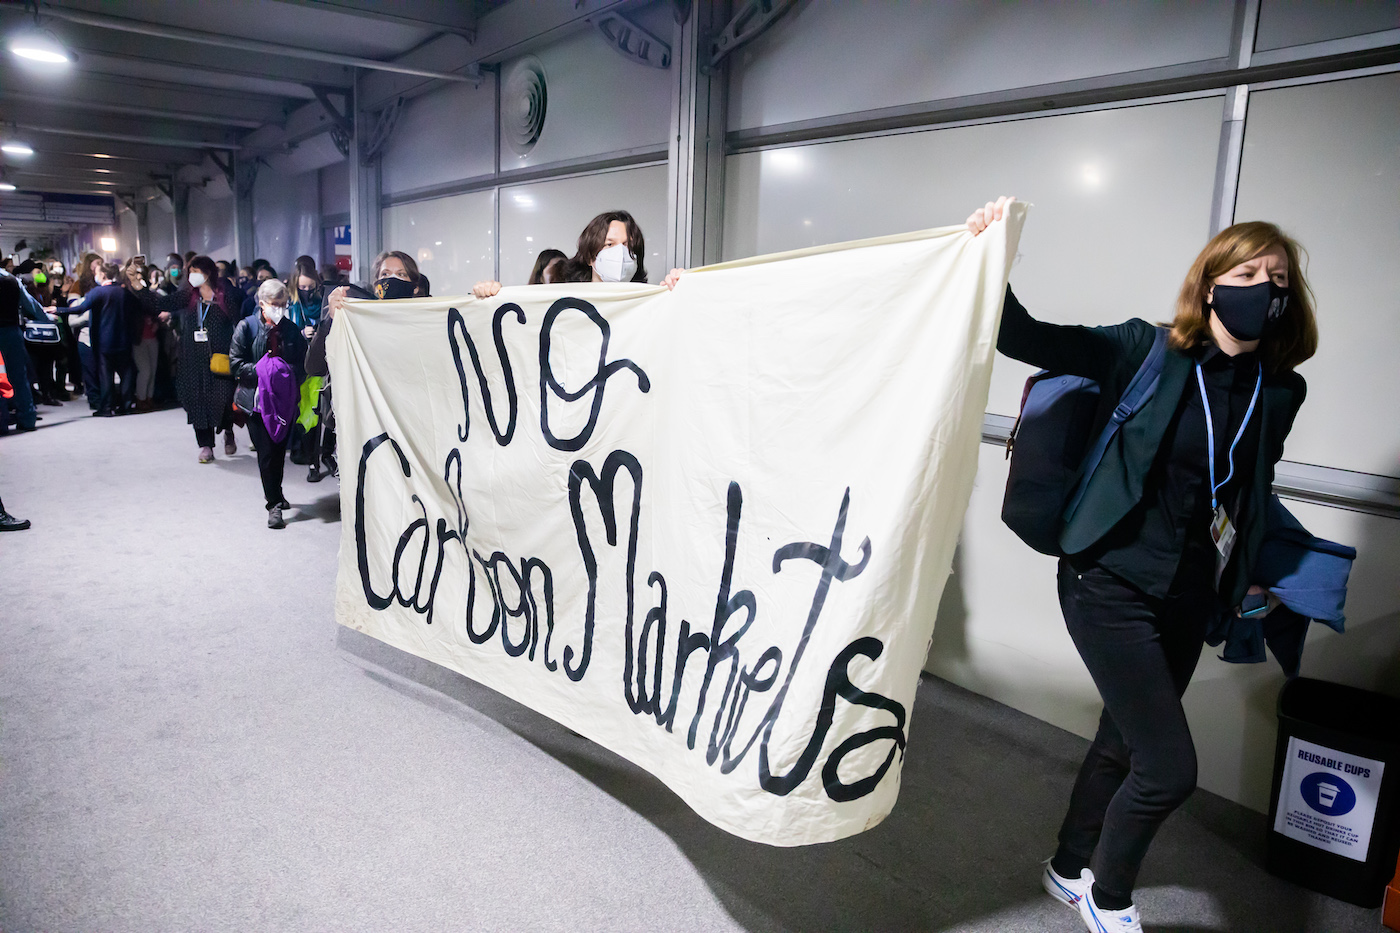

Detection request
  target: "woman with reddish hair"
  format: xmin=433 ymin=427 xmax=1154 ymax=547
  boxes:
xmin=970 ymin=196 xmax=1316 ymax=933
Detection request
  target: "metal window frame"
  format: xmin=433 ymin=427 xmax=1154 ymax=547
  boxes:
xmin=352 ymin=1 xmax=1400 ymax=516
xmin=979 ymin=416 xmax=1400 ymax=520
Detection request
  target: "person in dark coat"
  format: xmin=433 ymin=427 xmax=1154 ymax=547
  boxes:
xmin=64 ymin=263 xmax=132 ymax=417
xmin=135 ymin=255 xmax=242 ymax=462
xmin=969 ymin=196 xmax=1316 ymax=933
xmin=0 ymin=270 xmax=47 ymax=432
xmin=230 ymin=279 xmax=306 ymax=528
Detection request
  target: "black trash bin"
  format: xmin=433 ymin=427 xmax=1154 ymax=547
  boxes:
xmin=1266 ymin=677 xmax=1400 ymax=907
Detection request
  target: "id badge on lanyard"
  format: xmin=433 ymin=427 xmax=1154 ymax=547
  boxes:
xmin=194 ymin=299 xmax=210 ymax=343
xmin=1196 ymin=361 xmax=1261 ymax=578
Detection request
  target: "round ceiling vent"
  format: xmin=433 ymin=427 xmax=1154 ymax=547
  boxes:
xmin=503 ymin=57 xmax=547 ymax=155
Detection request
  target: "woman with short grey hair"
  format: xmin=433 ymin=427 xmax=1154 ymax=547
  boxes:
xmin=230 ymin=277 xmax=307 ymax=528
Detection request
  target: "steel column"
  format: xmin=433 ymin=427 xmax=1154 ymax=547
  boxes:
xmin=172 ymin=183 xmax=191 ymax=256
xmin=230 ymin=154 xmax=258 ymax=266
xmin=666 ymin=0 xmax=729 ymax=271
xmin=348 ymin=78 xmax=384 ymax=284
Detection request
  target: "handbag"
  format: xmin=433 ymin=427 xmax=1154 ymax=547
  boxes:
xmin=23 ymin=321 xmax=62 ymax=344
xmin=209 ymin=352 xmax=231 ymax=375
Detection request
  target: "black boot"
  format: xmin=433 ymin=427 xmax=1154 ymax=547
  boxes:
xmin=0 ymin=498 xmax=31 ymax=532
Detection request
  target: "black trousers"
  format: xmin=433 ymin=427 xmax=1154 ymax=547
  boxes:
xmin=1054 ymin=561 xmax=1213 ymax=900
xmin=97 ymin=349 xmax=133 ymax=414
xmin=246 ymin=416 xmax=288 ymax=511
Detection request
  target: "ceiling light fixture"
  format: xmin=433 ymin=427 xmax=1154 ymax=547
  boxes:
xmin=8 ymin=26 xmax=76 ymax=65
xmin=2 ymin=142 xmax=35 ymax=157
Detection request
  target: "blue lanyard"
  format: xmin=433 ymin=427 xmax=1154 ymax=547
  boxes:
xmin=1195 ymin=360 xmax=1262 ymax=511
xmin=197 ymin=299 xmax=211 ymax=331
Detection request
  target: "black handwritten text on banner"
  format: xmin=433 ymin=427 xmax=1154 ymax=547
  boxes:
xmin=328 ymin=209 xmax=1027 ymax=845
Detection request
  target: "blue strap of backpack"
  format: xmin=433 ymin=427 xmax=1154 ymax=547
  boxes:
xmin=1062 ymin=326 xmax=1169 ymax=523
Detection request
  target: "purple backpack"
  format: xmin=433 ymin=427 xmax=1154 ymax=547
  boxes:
xmin=255 ymin=353 xmax=298 ymax=444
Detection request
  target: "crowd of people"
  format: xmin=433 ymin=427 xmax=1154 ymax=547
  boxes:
xmin=2 ymin=193 xmax=1333 ymax=933
xmin=1 ymin=207 xmax=682 ymax=533
xmin=0 ymin=247 xmax=346 ymax=529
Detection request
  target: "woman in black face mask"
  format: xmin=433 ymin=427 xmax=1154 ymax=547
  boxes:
xmin=309 ymin=250 xmax=429 ymax=482
xmin=968 ymin=197 xmax=1316 ymax=933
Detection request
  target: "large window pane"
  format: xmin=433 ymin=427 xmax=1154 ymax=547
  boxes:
xmin=382 ymin=191 xmax=495 ymax=297
xmin=723 ymin=98 xmax=1223 ymax=416
xmin=498 ymin=165 xmax=668 ymax=287
xmin=1234 ymin=72 xmax=1400 ymax=476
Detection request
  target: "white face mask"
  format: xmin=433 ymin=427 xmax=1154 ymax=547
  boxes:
xmin=264 ymin=304 xmax=286 ymax=325
xmin=188 ymin=271 xmax=207 ymax=288
xmin=593 ymin=242 xmax=637 ymax=283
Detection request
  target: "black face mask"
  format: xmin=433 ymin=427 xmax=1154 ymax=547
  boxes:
xmin=1210 ymin=281 xmax=1289 ymax=342
xmin=373 ymin=276 xmax=417 ymax=300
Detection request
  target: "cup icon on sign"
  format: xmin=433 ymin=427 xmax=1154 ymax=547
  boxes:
xmin=1316 ymin=781 xmax=1340 ymax=808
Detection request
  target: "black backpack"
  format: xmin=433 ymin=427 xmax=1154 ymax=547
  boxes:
xmin=1001 ymin=327 xmax=1168 ymax=556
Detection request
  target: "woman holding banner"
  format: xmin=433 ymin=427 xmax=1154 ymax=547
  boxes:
xmin=471 ymin=210 xmax=683 ymax=298
xmin=969 ymin=195 xmax=1316 ymax=933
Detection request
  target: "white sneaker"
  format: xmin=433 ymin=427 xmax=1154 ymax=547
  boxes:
xmin=1076 ymin=870 xmax=1142 ymax=932
xmin=1041 ymin=858 xmax=1091 ymax=908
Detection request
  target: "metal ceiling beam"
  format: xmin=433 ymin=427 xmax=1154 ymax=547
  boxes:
xmin=358 ymin=0 xmax=632 ymax=108
xmin=37 ymin=5 xmax=478 ymax=82
xmin=266 ymin=0 xmax=478 ymax=39
xmin=6 ymin=135 xmax=208 ymax=166
xmin=6 ymin=122 xmax=241 ymax=151
xmin=0 ymin=90 xmax=267 ymax=129
xmin=0 ymin=7 xmax=350 ymax=90
xmin=4 ymin=151 xmax=178 ymax=174
xmin=66 ymin=47 xmax=331 ymax=98
xmin=0 ymin=61 xmax=293 ymax=122
xmin=6 ymin=168 xmax=160 ymax=185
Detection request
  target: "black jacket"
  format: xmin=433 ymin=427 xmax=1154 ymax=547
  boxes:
xmin=997 ymin=287 xmax=1307 ymax=606
xmin=229 ymin=312 xmax=307 ymax=413
xmin=304 ymin=315 xmax=332 ymax=378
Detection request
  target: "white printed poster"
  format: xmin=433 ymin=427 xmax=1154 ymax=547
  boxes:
xmin=1273 ymin=736 xmax=1385 ymax=861
xmin=326 ymin=207 xmax=1027 ymax=845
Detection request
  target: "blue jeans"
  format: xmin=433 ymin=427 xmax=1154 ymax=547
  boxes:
xmin=0 ymin=326 xmax=37 ymax=430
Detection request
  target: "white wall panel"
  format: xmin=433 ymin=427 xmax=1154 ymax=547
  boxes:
xmin=724 ymin=98 xmax=1223 ymax=418
xmin=252 ymin=168 xmax=321 ymax=273
xmin=497 ymin=164 xmax=668 ymax=287
xmin=319 ymin=159 xmax=350 ymax=217
xmin=382 ymin=190 xmax=495 ymax=298
xmin=187 ymin=186 xmax=234 ymax=260
xmin=381 ymin=80 xmax=496 ymax=196
xmin=116 ymin=208 xmax=139 ymax=260
xmin=1255 ymin=0 xmax=1400 ymax=51
xmin=728 ymin=0 xmax=1234 ymax=130
xmin=144 ymin=203 xmax=176 ymax=262
xmin=500 ymin=29 xmax=671 ymax=170
xmin=931 ymin=446 xmax=1400 ymax=814
xmin=1234 ymin=72 xmax=1400 ymax=477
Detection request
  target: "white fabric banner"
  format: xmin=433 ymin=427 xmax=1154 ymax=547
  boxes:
xmin=327 ymin=206 xmax=1027 ymax=845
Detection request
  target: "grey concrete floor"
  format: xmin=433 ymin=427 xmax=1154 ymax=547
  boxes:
xmin=0 ymin=399 xmax=1385 ymax=932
